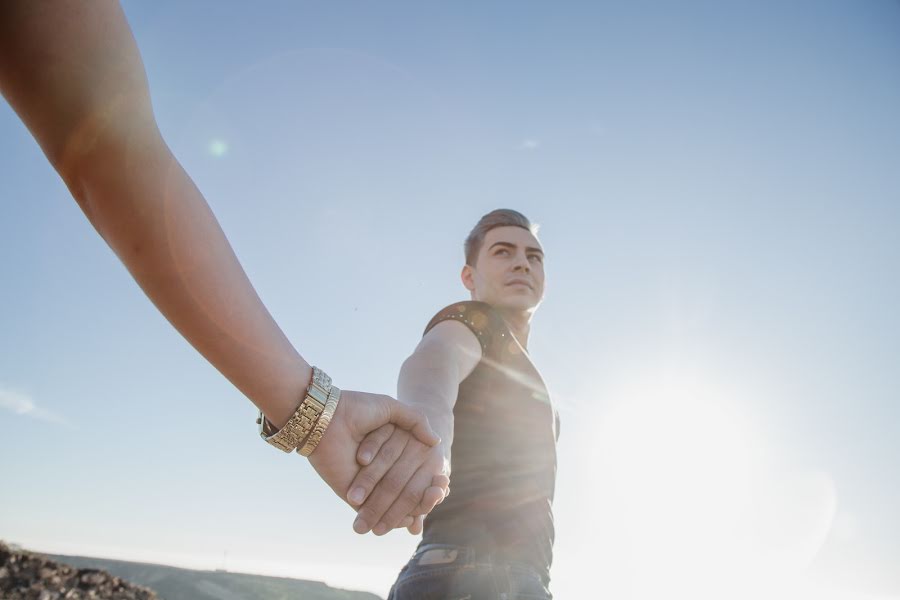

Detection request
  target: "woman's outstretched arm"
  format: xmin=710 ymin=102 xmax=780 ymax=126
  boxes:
xmin=0 ymin=0 xmax=310 ymax=426
xmin=0 ymin=0 xmax=447 ymax=525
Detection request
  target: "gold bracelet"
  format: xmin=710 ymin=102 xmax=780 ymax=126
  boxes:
xmin=298 ymin=385 xmax=341 ymax=457
xmin=258 ymin=366 xmax=332 ymax=453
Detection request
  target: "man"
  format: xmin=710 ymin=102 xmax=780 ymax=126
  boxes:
xmin=354 ymin=209 xmax=558 ymax=599
xmin=0 ymin=0 xmax=446 ymax=532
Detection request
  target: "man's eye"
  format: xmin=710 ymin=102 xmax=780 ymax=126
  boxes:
xmin=529 ymin=254 xmax=543 ymax=263
xmin=495 ymin=249 xmax=509 ymax=256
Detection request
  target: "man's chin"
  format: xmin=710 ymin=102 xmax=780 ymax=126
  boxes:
xmin=491 ymin=294 xmax=540 ymax=313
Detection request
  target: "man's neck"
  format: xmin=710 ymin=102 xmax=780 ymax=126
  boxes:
xmin=496 ymin=307 xmax=531 ymax=349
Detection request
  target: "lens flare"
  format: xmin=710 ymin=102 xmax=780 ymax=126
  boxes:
xmin=208 ymin=139 xmax=228 ymax=157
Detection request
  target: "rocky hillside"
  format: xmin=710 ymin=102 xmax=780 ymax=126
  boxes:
xmin=1 ymin=541 xmax=383 ymax=600
xmin=0 ymin=541 xmax=158 ymax=599
xmin=44 ymin=554 xmax=383 ymax=600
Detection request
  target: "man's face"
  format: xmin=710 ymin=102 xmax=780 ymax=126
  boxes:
xmin=462 ymin=226 xmax=545 ymax=312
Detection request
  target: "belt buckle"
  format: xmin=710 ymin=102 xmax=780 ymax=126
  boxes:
xmin=417 ymin=548 xmax=459 ymax=565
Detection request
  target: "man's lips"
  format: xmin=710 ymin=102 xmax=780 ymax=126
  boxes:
xmin=506 ymin=279 xmax=533 ymax=289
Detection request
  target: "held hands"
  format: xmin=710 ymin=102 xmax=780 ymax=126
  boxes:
xmin=307 ymin=390 xmax=449 ymax=535
xmin=351 ymin=423 xmax=450 ymax=535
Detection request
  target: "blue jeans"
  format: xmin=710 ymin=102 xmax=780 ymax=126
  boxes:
xmin=387 ymin=544 xmax=553 ymax=600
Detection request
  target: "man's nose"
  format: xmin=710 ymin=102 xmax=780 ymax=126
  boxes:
xmin=512 ymin=253 xmax=530 ymax=272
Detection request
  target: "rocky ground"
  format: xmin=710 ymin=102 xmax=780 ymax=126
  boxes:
xmin=0 ymin=542 xmax=158 ymax=600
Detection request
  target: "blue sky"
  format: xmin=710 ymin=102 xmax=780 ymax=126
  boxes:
xmin=1 ymin=2 xmax=899 ymax=598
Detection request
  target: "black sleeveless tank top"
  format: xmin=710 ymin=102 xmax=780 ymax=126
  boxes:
xmin=419 ymin=301 xmax=559 ymax=575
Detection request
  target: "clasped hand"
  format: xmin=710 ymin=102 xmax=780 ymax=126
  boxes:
xmin=307 ymin=390 xmax=449 ymax=535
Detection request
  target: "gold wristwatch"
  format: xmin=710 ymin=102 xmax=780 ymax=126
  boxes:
xmin=257 ymin=366 xmax=332 ymax=453
xmin=298 ymin=385 xmax=341 ymax=456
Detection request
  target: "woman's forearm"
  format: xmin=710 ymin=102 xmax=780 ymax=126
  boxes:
xmin=0 ymin=0 xmax=307 ymax=427
xmin=77 ymin=136 xmax=311 ymax=428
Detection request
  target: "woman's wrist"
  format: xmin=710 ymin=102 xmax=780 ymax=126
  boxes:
xmin=263 ymin=360 xmax=314 ymax=429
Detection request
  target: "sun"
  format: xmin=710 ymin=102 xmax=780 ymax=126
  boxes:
xmin=570 ymin=368 xmax=840 ymax=600
xmin=588 ymin=371 xmax=760 ymax=597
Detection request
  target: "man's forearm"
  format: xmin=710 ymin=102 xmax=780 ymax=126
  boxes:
xmin=397 ymin=353 xmax=458 ymax=465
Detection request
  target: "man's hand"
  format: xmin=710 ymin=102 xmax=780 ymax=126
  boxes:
xmin=350 ymin=424 xmax=450 ymax=535
xmin=307 ymin=390 xmax=447 ymax=533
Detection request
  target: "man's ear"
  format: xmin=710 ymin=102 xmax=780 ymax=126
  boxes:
xmin=461 ymin=264 xmax=476 ymax=292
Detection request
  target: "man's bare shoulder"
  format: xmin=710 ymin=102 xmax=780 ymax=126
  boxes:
xmin=421 ymin=319 xmax=482 ymax=353
xmin=415 ymin=320 xmax=483 ymax=381
xmin=423 ymin=319 xmax=482 ymax=350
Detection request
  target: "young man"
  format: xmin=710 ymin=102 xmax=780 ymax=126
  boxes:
xmin=358 ymin=209 xmax=558 ymax=599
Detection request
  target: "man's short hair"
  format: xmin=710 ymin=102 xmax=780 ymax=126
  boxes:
xmin=464 ymin=209 xmax=540 ymax=266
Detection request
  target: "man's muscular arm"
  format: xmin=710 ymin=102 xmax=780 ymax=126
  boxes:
xmin=349 ymin=320 xmax=482 ymax=534
xmin=397 ymin=320 xmax=483 ymax=465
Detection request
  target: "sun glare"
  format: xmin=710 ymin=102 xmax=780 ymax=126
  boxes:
xmin=577 ymin=369 xmax=842 ymax=600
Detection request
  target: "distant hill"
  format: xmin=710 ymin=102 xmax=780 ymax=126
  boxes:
xmin=1 ymin=541 xmax=157 ymax=599
xmin=44 ymin=553 xmax=384 ymax=600
xmin=0 ymin=541 xmax=382 ymax=600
